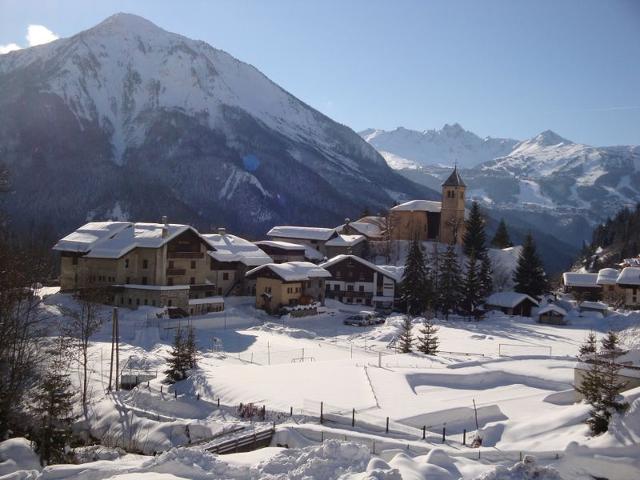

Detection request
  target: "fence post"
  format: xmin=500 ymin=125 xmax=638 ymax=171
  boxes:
xmin=197 ymin=393 xmax=200 ymax=401
xmin=372 ymin=440 xmax=376 ymax=454
xmin=519 ymin=451 xmax=522 ymax=461
xmin=320 ymin=401 xmax=323 ymax=424
xmin=174 ymin=390 xmax=177 ymax=399
xmin=422 ymin=426 xmax=426 ymax=440
xmin=386 ymin=417 xmax=389 ymax=434
xmin=442 ymin=427 xmax=446 ymax=443
xmin=290 ymin=406 xmax=293 ymax=417
xmin=352 ymin=408 xmax=355 ymax=427
xmin=161 ymin=385 xmax=163 ymax=393
xmin=217 ymin=397 xmax=220 ymax=408
xmin=463 ymin=429 xmax=466 ymax=446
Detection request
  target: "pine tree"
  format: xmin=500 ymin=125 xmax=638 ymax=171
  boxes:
xmin=397 ymin=316 xmax=414 ymax=353
xmin=601 ymin=331 xmax=622 ymax=357
xmin=462 ymin=255 xmax=482 ymax=315
xmin=417 ymin=318 xmax=439 ymax=355
xmin=479 ymin=252 xmax=493 ymax=299
xmin=32 ymin=363 xmax=76 ymax=465
xmin=437 ymin=244 xmax=462 ymax=319
xmin=185 ymin=326 xmax=198 ymax=369
xmin=491 ymin=219 xmax=513 ymax=249
xmin=513 ymin=233 xmax=549 ymax=298
xmin=400 ymin=239 xmax=431 ymax=316
xmin=462 ymin=201 xmax=487 ymax=258
xmin=579 ymin=331 xmax=598 ymax=358
xmin=164 ymin=327 xmax=188 ymax=384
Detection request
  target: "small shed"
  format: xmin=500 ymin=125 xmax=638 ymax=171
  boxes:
xmin=537 ymin=304 xmax=568 ymax=325
xmin=485 ymin=292 xmax=539 ymax=317
xmin=579 ymin=301 xmax=609 ymax=316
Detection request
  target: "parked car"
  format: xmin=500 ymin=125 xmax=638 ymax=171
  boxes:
xmin=343 ymin=312 xmax=373 ymax=326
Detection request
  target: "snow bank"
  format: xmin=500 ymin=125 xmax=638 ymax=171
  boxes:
xmin=0 ymin=438 xmax=40 ymax=477
xmin=247 ymin=322 xmax=317 ymax=340
xmin=474 ymin=455 xmax=562 ymax=480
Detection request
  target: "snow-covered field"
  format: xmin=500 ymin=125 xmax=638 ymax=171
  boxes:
xmin=2 ymin=290 xmax=640 ymax=479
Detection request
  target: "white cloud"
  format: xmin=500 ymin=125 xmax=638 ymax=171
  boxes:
xmin=0 ymin=43 xmax=21 ymax=54
xmin=0 ymin=24 xmax=58 ymax=55
xmin=26 ymin=24 xmax=58 ymax=47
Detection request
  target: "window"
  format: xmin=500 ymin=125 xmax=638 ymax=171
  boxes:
xmin=128 ymin=297 xmax=132 ymax=305
xmin=142 ymin=276 xmax=147 ymax=285
xmin=223 ymin=272 xmax=229 ymax=281
xmin=136 ymin=298 xmax=140 ymax=306
xmin=169 ymin=261 xmax=174 ymax=269
xmin=347 ymin=285 xmax=354 ymax=292
xmin=142 ymin=259 xmax=148 ymax=269
xmin=190 ymin=277 xmax=195 ymax=285
xmin=125 ymin=277 xmax=130 ymax=284
xmin=125 ymin=258 xmax=129 ymax=268
xmin=265 ymin=286 xmax=272 ymax=293
xmin=168 ymin=300 xmax=173 ymax=307
xmin=359 ymin=285 xmax=364 ymax=292
xmin=334 ymin=284 xmax=340 ymax=291
xmin=191 ymin=260 xmax=196 ymax=269
xmin=144 ymin=299 xmax=148 ymax=305
xmin=168 ymin=277 xmax=174 ymax=286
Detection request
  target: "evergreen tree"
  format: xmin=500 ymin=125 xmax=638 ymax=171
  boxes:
xmin=417 ymin=318 xmax=439 ymax=355
xmin=462 ymin=201 xmax=487 ymax=258
xmin=397 ymin=316 xmax=414 ymax=353
xmin=164 ymin=327 xmax=188 ymax=384
xmin=185 ymin=326 xmax=198 ymax=369
xmin=462 ymin=255 xmax=482 ymax=315
xmin=601 ymin=331 xmax=623 ymax=357
xmin=579 ymin=331 xmax=598 ymax=358
xmin=32 ymin=360 xmax=76 ymax=466
xmin=513 ymin=233 xmax=549 ymax=298
xmin=491 ymin=219 xmax=513 ymax=249
xmin=479 ymin=252 xmax=493 ymax=299
xmin=437 ymin=244 xmax=462 ymax=319
xmin=400 ymin=239 xmax=431 ymax=316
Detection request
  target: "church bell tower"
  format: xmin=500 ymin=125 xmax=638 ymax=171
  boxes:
xmin=440 ymin=166 xmax=466 ymax=245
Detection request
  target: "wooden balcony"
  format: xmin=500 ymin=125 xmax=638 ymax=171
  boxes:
xmin=326 ymin=290 xmax=371 ymax=299
xmin=168 ymin=251 xmax=204 ymax=259
xmin=166 ymin=268 xmax=186 ymax=276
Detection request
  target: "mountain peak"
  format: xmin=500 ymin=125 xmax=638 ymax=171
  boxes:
xmin=531 ymin=130 xmax=572 ymax=146
xmin=87 ymin=12 xmax=166 ymax=37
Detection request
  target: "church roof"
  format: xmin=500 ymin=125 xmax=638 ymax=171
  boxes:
xmin=442 ymin=167 xmax=466 ymax=187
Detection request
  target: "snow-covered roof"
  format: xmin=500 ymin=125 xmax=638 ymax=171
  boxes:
xmin=617 ymin=267 xmax=640 ymax=286
xmin=485 ymin=292 xmax=539 ymax=308
xmin=336 ymin=217 xmax=385 ymax=238
xmin=202 ymin=233 xmax=272 ymax=267
xmin=596 ymin=268 xmax=620 ymax=285
xmin=579 ymin=301 xmax=608 ymax=311
xmin=321 ymin=254 xmax=402 ymax=282
xmin=54 ymin=221 xmax=193 ymax=259
xmin=562 ymin=272 xmax=599 ymax=288
xmin=267 ymin=226 xmax=336 ymax=241
xmin=537 ymin=304 xmax=567 ymax=316
xmin=246 ymin=261 xmax=331 ymax=282
xmin=304 ymin=245 xmax=325 ymax=261
xmin=325 ymin=234 xmax=366 ymax=247
xmin=188 ymin=296 xmax=224 ymax=305
xmin=254 ymin=240 xmax=306 ymax=251
xmin=390 ymin=200 xmax=442 ymax=213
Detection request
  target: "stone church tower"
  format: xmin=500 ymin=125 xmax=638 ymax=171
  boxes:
xmin=439 ymin=167 xmax=466 ymax=245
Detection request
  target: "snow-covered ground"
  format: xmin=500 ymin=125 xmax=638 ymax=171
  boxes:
xmin=3 ymin=289 xmax=640 ymax=479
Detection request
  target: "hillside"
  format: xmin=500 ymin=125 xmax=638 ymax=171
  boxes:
xmin=0 ymin=13 xmax=436 ymax=240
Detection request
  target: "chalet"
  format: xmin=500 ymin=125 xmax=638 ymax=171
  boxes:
xmin=266 ymin=226 xmax=336 ymax=258
xmin=336 ymin=216 xmax=386 ymax=240
xmin=324 ymin=234 xmax=366 ymax=258
xmin=201 ymin=228 xmax=272 ymax=296
xmin=320 ymin=255 xmax=400 ymax=309
xmin=579 ymin=301 xmax=609 ymax=316
xmin=562 ymin=272 xmax=600 ymax=301
xmin=245 ymin=261 xmax=331 ymax=313
xmin=596 ymin=268 xmax=623 ymax=304
xmin=254 ymin=240 xmax=307 ymax=263
xmin=616 ymin=267 xmax=640 ymax=308
xmin=389 ymin=167 xmax=466 ymax=245
xmin=485 ymin=292 xmax=539 ymax=317
xmin=53 ymin=219 xmax=219 ymax=312
xmin=537 ymin=304 xmax=568 ymax=325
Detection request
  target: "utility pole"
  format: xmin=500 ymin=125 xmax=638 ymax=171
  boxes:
xmin=115 ymin=307 xmax=120 ymax=391
xmin=108 ymin=307 xmax=116 ymax=391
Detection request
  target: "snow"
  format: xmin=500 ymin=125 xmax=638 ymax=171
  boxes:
xmin=188 ymin=296 xmax=224 ymax=305
xmin=52 ymin=221 xmax=131 ymax=253
xmin=325 ymin=234 xmax=366 ymax=247
xmin=0 ymin=438 xmax=40 ymax=476
xmin=579 ymin=301 xmax=608 ymax=311
xmin=267 ymin=226 xmax=336 ymax=241
xmin=597 ymin=268 xmax=620 ymax=285
xmin=202 ymin=233 xmax=272 ymax=266
xmin=390 ymin=200 xmax=442 ymax=213
xmin=321 ymin=255 xmax=403 ymax=282
xmin=562 ymin=272 xmax=599 ymax=288
xmin=336 ymin=218 xmax=385 ymax=239
xmin=617 ymin=267 xmax=640 ymax=286
xmin=485 ymin=292 xmax=538 ymax=309
xmin=245 ymin=261 xmax=331 ymax=281
xmin=537 ymin=304 xmax=567 ymax=317
xmin=254 ymin=240 xmax=306 ymax=251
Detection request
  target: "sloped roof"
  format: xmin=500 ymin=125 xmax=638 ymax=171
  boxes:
xmin=442 ymin=167 xmax=466 ymax=187
xmin=246 ymin=261 xmax=331 ymax=281
xmin=320 ymin=254 xmax=402 ymax=282
xmin=267 ymin=226 xmax=336 ymax=241
xmin=202 ymin=233 xmax=272 ymax=267
xmin=579 ymin=301 xmax=608 ymax=311
xmin=562 ymin=272 xmax=599 ymax=288
xmin=538 ymin=304 xmax=567 ymax=316
xmin=336 ymin=216 xmax=385 ymax=238
xmin=254 ymin=240 xmax=306 ymax=251
xmin=596 ymin=268 xmax=620 ymax=285
xmin=325 ymin=234 xmax=366 ymax=247
xmin=485 ymin=292 xmax=539 ymax=308
xmin=617 ymin=267 xmax=640 ymax=286
xmin=54 ymin=221 xmax=193 ymax=259
xmin=391 ymin=200 xmax=442 ymax=213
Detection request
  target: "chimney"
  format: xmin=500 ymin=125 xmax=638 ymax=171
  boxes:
xmin=218 ymin=227 xmax=226 ymax=236
xmin=344 ymin=218 xmax=350 ymax=225
xmin=161 ymin=216 xmax=168 ymax=238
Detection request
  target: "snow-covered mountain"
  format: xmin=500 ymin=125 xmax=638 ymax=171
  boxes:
xmin=359 ymin=124 xmax=518 ymax=169
xmin=0 ymin=13 xmax=435 ymax=238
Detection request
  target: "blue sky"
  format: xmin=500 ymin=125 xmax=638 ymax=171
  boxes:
xmin=1 ymin=0 xmax=639 ymax=145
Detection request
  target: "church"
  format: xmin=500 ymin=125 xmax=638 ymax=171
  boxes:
xmin=389 ymin=167 xmax=466 ymax=245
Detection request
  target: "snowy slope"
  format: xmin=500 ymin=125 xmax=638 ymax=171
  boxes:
xmin=0 ymin=13 xmax=436 ymax=238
